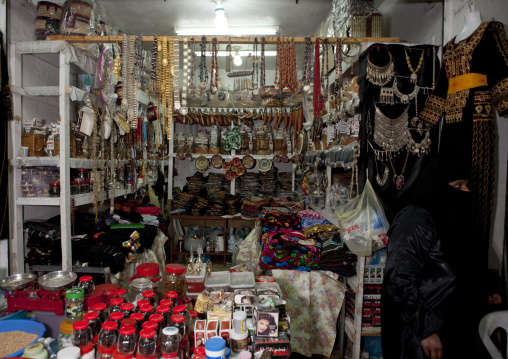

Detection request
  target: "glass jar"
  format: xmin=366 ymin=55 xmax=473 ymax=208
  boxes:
xmin=114 ymin=289 xmax=129 ymax=302
xmin=83 ymin=311 xmax=101 ymax=339
xmin=117 ymin=325 xmax=136 ymax=355
xmin=137 ymin=299 xmax=150 ymax=310
xmin=120 ymin=302 xmax=135 ymax=318
xmin=155 ymin=306 xmax=170 ymax=328
xmin=170 ymin=314 xmax=188 ymax=336
xmin=135 ymin=263 xmax=163 ymax=301
xmin=142 ymin=290 xmax=157 ymax=307
xmin=20 ymin=181 xmax=35 ymax=197
xmin=76 ymin=180 xmax=90 ymax=194
xmin=48 ymin=182 xmax=60 ymax=197
xmin=137 ymin=329 xmax=157 ymax=359
xmin=92 ymin=303 xmax=108 ymax=324
xmin=78 ymin=275 xmax=95 ymax=296
xmin=129 ymin=312 xmax=145 ymax=332
xmin=129 ymin=278 xmax=153 ymax=304
xmin=58 ymin=320 xmax=74 ymax=349
xmin=139 ymin=304 xmax=154 ymax=318
xmin=98 ymin=321 xmax=119 ymax=356
xmin=120 ymin=318 xmax=137 ymax=330
xmin=65 ymin=288 xmax=84 ymax=323
xmin=71 ymin=320 xmax=92 ymax=347
xmin=173 ymin=305 xmax=191 ymax=327
xmin=164 ymin=264 xmax=187 ymax=298
xmin=159 ymin=299 xmax=173 ymax=309
xmin=160 ymin=326 xmax=181 ymax=356
xmin=142 ymin=320 xmax=158 ymax=335
xmin=165 ymin=292 xmax=178 ymax=309
xmin=70 ymin=181 xmax=79 ymax=195
xmin=148 ymin=313 xmax=165 ymax=335
xmin=110 ymin=298 xmax=124 ymax=313
xmin=109 ymin=311 xmax=125 ymax=327
xmin=76 ymin=168 xmax=89 ymax=181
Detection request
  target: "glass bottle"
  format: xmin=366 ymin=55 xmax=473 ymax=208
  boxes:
xmin=114 ymin=289 xmax=128 ymax=302
xmin=97 ymin=321 xmax=118 ymax=359
xmin=71 ymin=320 xmax=95 ymax=359
xmin=109 ymin=298 xmax=124 ymax=313
xmin=83 ymin=311 xmax=100 ymax=339
xmin=139 ymin=304 xmax=154 ymax=318
xmin=77 ymin=276 xmax=95 ymax=296
xmin=120 ymin=302 xmax=135 ymax=318
xmin=172 ymin=305 xmax=191 ymax=328
xmin=137 ymin=329 xmax=157 ymax=359
xmin=142 ymin=290 xmax=157 ymax=307
xmin=117 ymin=325 xmax=136 ymax=356
xmin=65 ymin=288 xmax=84 ymax=323
xmin=92 ymin=303 xmax=109 ymax=324
xmin=109 ymin=311 xmax=125 ymax=327
xmin=160 ymin=326 xmax=181 ymax=356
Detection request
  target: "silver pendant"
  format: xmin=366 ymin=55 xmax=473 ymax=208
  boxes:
xmin=376 ymin=165 xmax=389 ymax=186
xmin=394 ymin=175 xmax=405 ymax=190
xmin=410 ymin=73 xmax=418 ymax=84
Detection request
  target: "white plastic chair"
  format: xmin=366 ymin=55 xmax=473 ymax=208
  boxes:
xmin=479 ymin=310 xmax=508 ymax=359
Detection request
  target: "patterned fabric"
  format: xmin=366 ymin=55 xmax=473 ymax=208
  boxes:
xmin=235 ymin=221 xmax=263 ymax=276
xmin=260 ymin=212 xmax=302 ymax=232
xmin=272 ymin=270 xmax=346 ymax=357
xmin=259 ymin=229 xmax=320 ymax=271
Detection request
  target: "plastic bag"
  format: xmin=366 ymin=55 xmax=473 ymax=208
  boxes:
xmin=335 ymin=180 xmax=389 ymax=256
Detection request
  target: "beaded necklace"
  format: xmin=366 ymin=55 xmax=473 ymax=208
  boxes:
xmin=150 ymin=36 xmax=157 ymax=96
xmin=188 ymin=37 xmax=196 ymax=95
xmin=313 ymin=38 xmax=323 ymax=119
xmin=252 ymin=37 xmax=259 ymax=89
xmin=335 ymin=38 xmax=343 ymax=109
xmin=226 ymin=42 xmax=232 ymax=73
xmin=260 ymin=37 xmax=266 ymax=88
xmin=199 ymin=36 xmax=208 ymax=88
xmin=167 ymin=37 xmax=174 ymax=139
xmin=303 ymin=36 xmax=312 ymax=92
xmin=180 ymin=37 xmax=190 ymax=116
xmin=210 ymin=38 xmax=219 ymax=93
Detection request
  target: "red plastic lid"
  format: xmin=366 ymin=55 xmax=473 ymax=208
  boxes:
xmin=120 ymin=303 xmax=134 ymax=311
xmin=156 ymin=306 xmax=170 ymax=314
xmin=76 ymin=168 xmax=89 ymax=172
xmin=139 ymin=329 xmax=156 ymax=339
xmin=165 ymin=291 xmax=178 ymax=299
xmin=81 ymin=342 xmax=94 ymax=355
xmin=83 ymin=312 xmax=99 ymax=321
xmin=139 ymin=304 xmax=154 ymax=313
xmin=70 ymin=181 xmax=79 ymax=185
xmin=109 ymin=312 xmax=125 ymax=321
xmin=120 ymin=318 xmax=136 ymax=328
xmin=73 ymin=320 xmax=89 ymax=331
xmin=142 ymin=290 xmax=155 ymax=298
xmin=159 ymin=299 xmax=173 ymax=308
xmin=193 ymin=346 xmax=206 ymax=355
xmin=110 ymin=298 xmax=124 ymax=306
xmin=92 ymin=303 xmax=107 ymax=311
xmin=79 ymin=275 xmax=93 ymax=282
xmin=130 ymin=313 xmax=145 ymax=322
xmin=149 ymin=314 xmax=164 ymax=323
xmin=115 ymin=289 xmax=127 ymax=296
xmin=142 ymin=321 xmax=158 ymax=330
xmin=195 ymin=356 xmax=206 ymax=359
xmin=98 ymin=345 xmax=115 ymax=355
xmin=113 ymin=349 xmax=134 ymax=359
xmin=170 ymin=314 xmax=185 ymax=324
xmin=101 ymin=321 xmax=118 ymax=331
xmin=165 ymin=263 xmax=186 ymax=274
xmin=48 ymin=182 xmax=60 ymax=186
xmin=137 ymin=263 xmax=159 ymax=277
xmin=161 ymin=354 xmax=179 ymax=358
xmin=189 ymin=310 xmax=198 ymax=318
xmin=119 ymin=326 xmax=136 ymax=336
xmin=137 ymin=299 xmax=150 ymax=307
xmin=173 ymin=305 xmax=186 ymax=314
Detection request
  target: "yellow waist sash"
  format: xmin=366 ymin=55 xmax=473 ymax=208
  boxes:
xmin=448 ymin=73 xmax=488 ymax=95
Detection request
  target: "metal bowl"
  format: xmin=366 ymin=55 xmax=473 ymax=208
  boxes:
xmin=38 ymin=271 xmax=77 ymax=292
xmin=0 ymin=273 xmax=36 ymax=291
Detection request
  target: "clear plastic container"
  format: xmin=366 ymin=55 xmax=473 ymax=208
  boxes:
xmin=76 ymin=168 xmax=89 ymax=181
xmin=139 ymin=304 xmax=154 ymax=318
xmin=120 ymin=318 xmax=137 ymax=330
xmin=129 ymin=312 xmax=145 ymax=333
xmin=49 ymin=182 xmax=60 ymax=197
xmin=137 ymin=329 xmax=157 ymax=358
xmin=129 ymin=278 xmax=153 ymax=304
xmin=142 ymin=320 xmax=158 ymax=334
xmin=65 ymin=288 xmax=84 ymax=323
xmin=164 ymin=264 xmax=187 ymax=297
xmin=148 ymin=313 xmax=165 ymax=335
xmin=76 ymin=180 xmax=90 ymax=194
xmin=204 ymin=271 xmax=230 ymax=292
xmin=230 ymin=272 xmax=255 ymax=290
xmin=110 ymin=298 xmax=124 ymax=313
xmin=135 ymin=263 xmax=163 ymax=301
xmin=173 ymin=305 xmax=191 ymax=328
xmin=78 ymin=275 xmax=95 ymax=296
xmin=58 ymin=320 xmax=74 ymax=349
xmin=117 ymin=326 xmax=136 ymax=355
xmin=70 ymin=181 xmax=79 ymax=195
xmin=160 ymin=326 xmax=181 ymax=356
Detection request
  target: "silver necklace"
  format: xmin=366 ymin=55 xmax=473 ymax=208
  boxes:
xmin=393 ymin=77 xmax=419 ymax=104
xmin=366 ymin=50 xmax=395 ymax=86
xmin=373 ymin=105 xmax=409 ymax=154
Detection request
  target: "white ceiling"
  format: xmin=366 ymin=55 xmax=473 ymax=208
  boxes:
xmin=97 ymin=0 xmax=333 ymax=37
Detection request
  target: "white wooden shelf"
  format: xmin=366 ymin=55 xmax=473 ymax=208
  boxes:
xmin=12 ymin=157 xmax=164 ymax=169
xmin=361 ymin=326 xmax=381 ymax=337
xmin=345 ymin=316 xmax=356 ymax=342
xmin=16 ymin=197 xmax=60 ymax=206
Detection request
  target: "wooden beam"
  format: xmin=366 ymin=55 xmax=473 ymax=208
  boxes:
xmin=47 ymin=35 xmax=399 ymax=45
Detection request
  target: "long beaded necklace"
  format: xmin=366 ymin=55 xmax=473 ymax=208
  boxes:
xmin=210 ymin=38 xmax=219 ymax=93
xmin=274 ymin=37 xmax=281 ymax=89
xmin=321 ymin=38 xmax=330 ymax=96
xmin=260 ymin=37 xmax=266 ymax=88
xmin=366 ymin=47 xmax=395 ymax=86
xmin=405 ymin=48 xmax=424 ymax=84
xmin=225 ymin=42 xmax=232 ymax=73
xmin=173 ymin=37 xmax=180 ymax=114
xmin=199 ymin=36 xmax=208 ymax=89
xmin=252 ymin=37 xmax=259 ymax=90
xmin=373 ymin=105 xmax=409 ymax=154
xmin=150 ymin=36 xmax=157 ymax=96
xmin=313 ymin=38 xmax=323 ymax=119
xmin=335 ymin=38 xmax=343 ymax=110
xmin=181 ymin=37 xmax=190 ymax=116
xmin=303 ymin=36 xmax=312 ymax=93
xmin=167 ymin=37 xmax=174 ymax=139
xmin=188 ymin=37 xmax=196 ymax=95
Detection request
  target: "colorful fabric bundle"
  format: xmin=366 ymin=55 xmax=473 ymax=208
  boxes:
xmin=259 ymin=229 xmax=320 ymax=271
xmin=261 ymin=212 xmax=302 ymax=232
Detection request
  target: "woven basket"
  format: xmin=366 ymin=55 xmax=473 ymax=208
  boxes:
xmin=37 ymin=1 xmax=63 ymax=19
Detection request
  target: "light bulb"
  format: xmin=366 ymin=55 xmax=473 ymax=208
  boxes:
xmin=234 ymin=52 xmax=242 ymax=66
xmin=214 ymin=7 xmax=228 ymax=31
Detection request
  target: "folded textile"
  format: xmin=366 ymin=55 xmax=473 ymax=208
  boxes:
xmin=261 ymin=212 xmax=302 ymax=232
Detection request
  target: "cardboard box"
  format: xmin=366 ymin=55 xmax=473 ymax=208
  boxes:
xmin=234 ymin=294 xmax=254 ymax=316
xmin=207 ymin=311 xmax=232 ymax=322
xmin=206 ymin=319 xmax=219 ymax=340
xmin=254 ymin=307 xmax=279 ymax=337
xmin=254 ymin=336 xmax=291 ymax=358
xmin=219 ymin=319 xmax=231 ymax=345
xmin=194 ymin=319 xmax=206 ymax=347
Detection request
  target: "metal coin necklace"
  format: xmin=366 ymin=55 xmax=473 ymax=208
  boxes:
xmin=366 ymin=48 xmax=395 ymax=86
xmin=405 ymin=48 xmax=424 ymax=84
xmin=199 ymin=36 xmax=208 ymax=89
xmin=303 ymin=36 xmax=312 ymax=93
xmin=373 ymin=105 xmax=409 ymax=154
xmin=393 ymin=77 xmax=419 ymax=104
xmin=368 ymin=140 xmax=390 ymax=186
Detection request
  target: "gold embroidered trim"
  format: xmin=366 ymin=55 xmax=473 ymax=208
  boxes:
xmin=492 ymin=76 xmax=508 ymax=115
xmin=419 ymin=94 xmax=446 ymax=125
xmin=491 ymin=22 xmax=508 ymax=67
xmin=445 ymin=89 xmax=469 ymax=123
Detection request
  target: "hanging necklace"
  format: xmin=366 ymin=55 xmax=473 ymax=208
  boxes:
xmin=313 ymin=38 xmax=323 ymax=119
xmin=366 ymin=47 xmax=395 ymax=86
xmin=303 ymin=36 xmax=312 ymax=93
xmin=393 ymin=77 xmax=419 ymax=104
xmin=210 ymin=38 xmax=219 ymax=93
xmin=322 ymin=38 xmax=330 ymax=96
xmin=335 ymin=37 xmax=343 ymax=109
xmin=405 ymin=48 xmax=424 ymax=84
xmin=260 ymin=37 xmax=266 ymax=88
xmin=373 ymin=105 xmax=409 ymax=154
xmin=199 ymin=36 xmax=208 ymax=89
xmin=368 ymin=140 xmax=390 ymax=186
xmin=226 ymin=42 xmax=232 ymax=73
xmin=180 ymin=37 xmax=190 ymax=116
xmin=274 ymin=37 xmax=281 ymax=89
xmin=252 ymin=37 xmax=259 ymax=90
xmin=388 ymin=151 xmax=410 ymax=190
xmin=173 ymin=37 xmax=180 ymax=113
xmin=188 ymin=37 xmax=196 ymax=95
xmin=150 ymin=36 xmax=157 ymax=96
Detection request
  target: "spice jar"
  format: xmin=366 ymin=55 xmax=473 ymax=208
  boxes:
xmin=170 ymin=315 xmax=188 ymax=336
xmin=120 ymin=302 xmax=135 ymax=318
xmin=155 ymin=306 xmax=170 ymax=328
xmin=72 ymin=320 xmax=95 ymax=359
xmin=98 ymin=321 xmax=119 ymax=358
xmin=164 ymin=264 xmax=187 ymax=297
xmin=135 ymin=263 xmax=163 ymax=301
xmin=49 ymin=182 xmax=60 ymax=197
xmin=148 ymin=313 xmax=165 ymax=335
xmin=58 ymin=320 xmax=74 ymax=349
xmin=137 ymin=329 xmax=157 ymax=359
xmin=109 ymin=311 xmax=125 ymax=327
xmin=129 ymin=278 xmax=153 ymax=304
xmin=139 ymin=304 xmax=154 ymax=319
xmin=92 ymin=303 xmax=108 ymax=324
xmin=142 ymin=290 xmax=157 ymax=307
xmin=114 ymin=289 xmax=128 ymax=302
xmin=159 ymin=299 xmax=173 ymax=309
xmin=160 ymin=327 xmax=181 ymax=356
xmin=165 ymin=292 xmax=178 ymax=308
xmin=83 ymin=311 xmax=101 ymax=339
xmin=117 ymin=326 xmax=136 ymax=355
xmin=65 ymin=288 xmax=84 ymax=323
xmin=129 ymin=312 xmax=145 ymax=333
xmin=70 ymin=181 xmax=79 ymax=195
xmin=110 ymin=298 xmax=124 ymax=313
xmin=173 ymin=305 xmax=191 ymax=327
xmin=78 ymin=276 xmax=95 ymax=296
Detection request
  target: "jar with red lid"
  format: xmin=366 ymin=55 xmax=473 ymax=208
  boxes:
xmin=135 ymin=263 xmax=163 ymax=300
xmin=164 ymin=264 xmax=187 ymax=297
xmin=142 ymin=290 xmax=157 ymax=307
xmin=117 ymin=326 xmax=136 ymax=355
xmin=161 ymin=326 xmax=181 ymax=356
xmin=98 ymin=284 xmax=120 ymax=304
xmin=120 ymin=302 xmax=134 ymax=318
xmin=83 ymin=311 xmax=100 ymax=338
xmin=162 ymin=352 xmax=179 ymax=359
xmin=110 ymin=298 xmax=124 ymax=313
xmin=192 ymin=346 xmax=205 ymax=359
xmin=149 ymin=313 xmax=165 ymax=334
xmin=160 ymin=299 xmax=174 ymax=309
xmin=92 ymin=303 xmax=108 ymax=324
xmin=130 ymin=312 xmax=145 ymax=332
xmin=182 ymin=296 xmax=193 ymax=312
xmin=78 ymin=276 xmax=95 ymax=296
xmin=48 ymin=182 xmax=60 ymax=197
xmin=109 ymin=311 xmax=125 ymax=326
xmin=173 ymin=305 xmax=191 ymax=327
xmin=120 ymin=318 xmax=137 ymax=330
xmin=165 ymin=292 xmax=178 ymax=308
xmin=170 ymin=314 xmax=188 ymax=336
xmin=72 ymin=320 xmax=95 ymax=359
xmin=138 ymin=329 xmax=157 ymax=359
xmin=98 ymin=321 xmax=119 ymax=357
xmin=139 ymin=304 xmax=154 ymax=318
xmin=142 ymin=320 xmax=158 ymax=334
xmin=137 ymin=299 xmax=150 ymax=310
xmin=129 ymin=278 xmax=153 ymax=305
xmin=155 ymin=306 xmax=170 ymax=328
xmin=114 ymin=289 xmax=129 ymax=302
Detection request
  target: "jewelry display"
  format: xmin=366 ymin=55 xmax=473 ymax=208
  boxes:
xmin=405 ymin=48 xmax=424 ymax=84
xmin=150 ymin=36 xmax=157 ymax=96
xmin=313 ymin=38 xmax=323 ymax=119
xmin=188 ymin=37 xmax=196 ymax=96
xmin=407 ymin=126 xmax=431 ymax=156
xmin=275 ymin=38 xmax=298 ymax=93
xmin=167 ymin=37 xmax=175 ymax=139
xmin=260 ymin=37 xmax=266 ymax=88
xmin=388 ymin=151 xmax=409 ymax=190
xmin=252 ymin=37 xmax=259 ymax=91
xmin=334 ymin=38 xmax=343 ymax=109
xmin=303 ymin=36 xmax=313 ymax=93
xmin=366 ymin=48 xmax=395 ymax=86
xmin=380 ymin=87 xmax=394 ymax=104
xmin=393 ymin=77 xmax=419 ymax=104
xmin=321 ymin=38 xmax=330 ymax=97
xmin=373 ymin=105 xmax=409 ymax=153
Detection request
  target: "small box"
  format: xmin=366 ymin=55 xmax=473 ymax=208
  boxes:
xmin=253 ymin=335 xmax=291 ymax=358
xmin=230 ymin=271 xmax=255 ymax=290
xmin=205 ymin=271 xmax=231 ymax=292
xmin=194 ymin=320 xmax=207 ymax=347
xmin=219 ymin=319 xmax=231 ymax=345
xmin=206 ymin=320 xmax=219 ymax=339
xmin=234 ymin=294 xmax=255 ymax=316
xmin=254 ymin=307 xmax=279 ymax=337
xmin=255 ymin=282 xmax=282 ymax=298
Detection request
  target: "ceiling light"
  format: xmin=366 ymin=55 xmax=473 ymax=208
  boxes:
xmin=214 ymin=6 xmax=228 ymax=31
xmin=233 ymin=47 xmax=242 ymax=66
xmin=175 ymin=26 xmax=279 ymax=36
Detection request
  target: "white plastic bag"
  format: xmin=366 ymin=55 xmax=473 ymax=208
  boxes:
xmin=335 ymin=180 xmax=389 ymax=256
